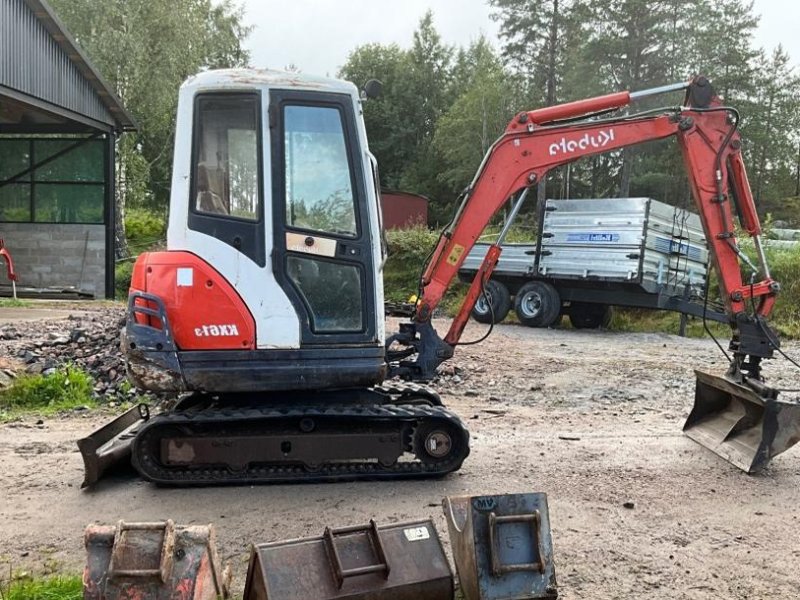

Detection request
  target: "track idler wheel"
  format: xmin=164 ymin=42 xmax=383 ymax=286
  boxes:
xmin=413 ymin=422 xmax=460 ymax=465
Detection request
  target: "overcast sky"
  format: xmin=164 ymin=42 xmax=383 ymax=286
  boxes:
xmin=240 ymin=0 xmax=797 ymax=79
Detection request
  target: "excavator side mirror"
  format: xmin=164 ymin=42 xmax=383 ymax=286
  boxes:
xmin=363 ymin=79 xmax=383 ymax=100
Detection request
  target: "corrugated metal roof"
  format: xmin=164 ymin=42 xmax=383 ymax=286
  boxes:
xmin=0 ymin=0 xmax=136 ymax=131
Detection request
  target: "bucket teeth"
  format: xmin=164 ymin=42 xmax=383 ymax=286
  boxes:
xmin=684 ymin=371 xmax=800 ymax=473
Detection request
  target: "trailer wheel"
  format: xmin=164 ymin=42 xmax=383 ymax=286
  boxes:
xmin=514 ymin=282 xmax=561 ymax=327
xmin=471 ymin=280 xmax=511 ymax=324
xmin=569 ymin=302 xmax=613 ymax=329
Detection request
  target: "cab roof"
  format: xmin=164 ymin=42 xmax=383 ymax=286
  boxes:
xmin=182 ymin=68 xmax=359 ymax=97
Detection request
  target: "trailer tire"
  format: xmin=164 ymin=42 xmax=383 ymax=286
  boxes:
xmin=569 ymin=302 xmax=613 ymax=329
xmin=514 ymin=282 xmax=561 ymax=328
xmin=471 ymin=280 xmax=511 ymax=324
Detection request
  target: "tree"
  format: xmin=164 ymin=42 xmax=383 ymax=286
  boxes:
xmin=687 ymin=0 xmax=761 ymax=102
xmin=489 ymin=0 xmax=586 ymax=105
xmin=740 ymin=47 xmax=800 ymax=206
xmin=338 ymin=43 xmax=413 ymax=186
xmin=489 ymin=0 xmax=586 ymax=207
xmin=339 ymin=12 xmax=458 ymax=221
xmin=434 ymin=38 xmax=523 ymax=197
xmin=49 ymin=0 xmax=251 ymax=254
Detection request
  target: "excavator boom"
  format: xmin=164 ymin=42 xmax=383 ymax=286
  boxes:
xmin=388 ymin=76 xmax=798 ymax=473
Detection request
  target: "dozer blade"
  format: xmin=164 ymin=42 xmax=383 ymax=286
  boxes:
xmin=684 ymin=371 xmax=800 ymax=473
xmin=77 ymin=404 xmax=149 ymax=488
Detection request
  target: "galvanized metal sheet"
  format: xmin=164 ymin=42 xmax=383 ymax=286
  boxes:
xmin=460 ymin=197 xmax=709 ymax=296
xmin=0 ymin=0 xmax=133 ymax=129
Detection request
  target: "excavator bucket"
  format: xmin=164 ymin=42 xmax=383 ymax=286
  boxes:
xmin=83 ymin=520 xmax=230 ymax=599
xmin=77 ymin=404 xmax=149 ymax=487
xmin=684 ymin=371 xmax=800 ymax=473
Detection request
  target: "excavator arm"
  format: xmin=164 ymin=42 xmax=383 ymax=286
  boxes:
xmin=387 ymin=76 xmax=799 ymax=473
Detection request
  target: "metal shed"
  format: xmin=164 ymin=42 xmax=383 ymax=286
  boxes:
xmin=0 ymin=0 xmax=136 ymax=298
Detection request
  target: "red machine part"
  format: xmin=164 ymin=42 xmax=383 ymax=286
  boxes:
xmin=0 ymin=239 xmax=18 ymax=282
xmin=131 ymin=251 xmax=256 ymax=350
xmin=83 ymin=520 xmax=230 ymax=599
xmin=414 ymin=79 xmax=776 ymax=347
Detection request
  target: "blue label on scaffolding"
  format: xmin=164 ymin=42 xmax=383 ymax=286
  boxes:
xmin=566 ymin=232 xmax=620 ymax=242
xmin=654 ymin=236 xmax=702 ymax=260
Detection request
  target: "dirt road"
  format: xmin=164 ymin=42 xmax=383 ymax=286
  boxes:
xmin=1 ymin=318 xmax=799 ymax=598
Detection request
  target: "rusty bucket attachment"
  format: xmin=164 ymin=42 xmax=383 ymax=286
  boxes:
xmin=78 ymin=404 xmax=149 ymax=488
xmin=443 ymin=493 xmax=557 ymax=600
xmin=83 ymin=520 xmax=230 ymax=599
xmin=243 ymin=519 xmax=453 ymax=600
xmin=684 ymin=370 xmax=800 ymax=473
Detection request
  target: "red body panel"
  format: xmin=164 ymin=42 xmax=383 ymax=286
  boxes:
xmin=130 ymin=251 xmax=256 ymax=350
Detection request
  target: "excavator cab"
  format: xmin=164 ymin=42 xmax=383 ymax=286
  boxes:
xmin=123 ymin=70 xmax=388 ymax=393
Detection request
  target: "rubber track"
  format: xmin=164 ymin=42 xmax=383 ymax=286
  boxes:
xmin=132 ymin=402 xmax=469 ymax=485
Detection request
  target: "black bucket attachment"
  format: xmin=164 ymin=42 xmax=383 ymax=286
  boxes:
xmin=685 ymin=370 xmax=800 ymax=473
xmin=77 ymin=404 xmax=149 ymax=488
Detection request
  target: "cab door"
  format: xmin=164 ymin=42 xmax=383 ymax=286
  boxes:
xmin=269 ymin=90 xmax=378 ymax=346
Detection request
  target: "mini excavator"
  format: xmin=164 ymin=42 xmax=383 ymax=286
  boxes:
xmin=79 ymin=70 xmax=800 ymax=486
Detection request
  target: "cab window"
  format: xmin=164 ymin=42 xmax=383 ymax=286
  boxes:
xmin=192 ymin=94 xmax=260 ymax=221
xmin=284 ymin=105 xmax=357 ymax=237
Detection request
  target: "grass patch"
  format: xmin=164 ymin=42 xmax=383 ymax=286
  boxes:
xmin=608 ymin=308 xmax=730 ymax=338
xmin=0 ymin=298 xmax=31 ymax=308
xmin=0 ymin=575 xmax=82 ymax=600
xmin=0 ymin=365 xmax=95 ymax=418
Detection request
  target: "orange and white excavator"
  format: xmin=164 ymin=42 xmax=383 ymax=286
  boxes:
xmin=79 ymin=70 xmax=800 ymax=487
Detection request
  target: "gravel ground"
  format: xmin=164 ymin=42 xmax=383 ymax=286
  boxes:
xmin=1 ymin=306 xmax=799 ymax=598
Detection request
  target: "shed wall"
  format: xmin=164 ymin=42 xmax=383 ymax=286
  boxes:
xmin=0 ymin=222 xmax=105 ymax=295
xmin=380 ymin=192 xmax=428 ymax=229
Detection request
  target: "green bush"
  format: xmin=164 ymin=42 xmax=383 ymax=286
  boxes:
xmin=1 ymin=575 xmax=82 ymax=600
xmin=382 ymin=224 xmax=527 ymax=315
xmin=762 ymin=244 xmax=800 ymax=337
xmin=125 ymin=207 xmax=166 ymax=252
xmin=115 ymin=260 xmax=134 ymax=299
xmin=383 ymin=226 xmax=441 ymax=302
xmin=0 ymin=365 xmax=94 ymax=414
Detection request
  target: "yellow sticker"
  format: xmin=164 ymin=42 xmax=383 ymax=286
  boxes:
xmin=446 ymin=244 xmax=465 ymax=266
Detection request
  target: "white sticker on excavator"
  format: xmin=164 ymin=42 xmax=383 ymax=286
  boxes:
xmin=403 ymin=526 xmax=430 ymax=542
xmin=177 ymin=268 xmax=194 ymax=287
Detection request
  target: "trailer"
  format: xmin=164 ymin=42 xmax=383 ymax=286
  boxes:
xmin=459 ymin=197 xmax=728 ymax=329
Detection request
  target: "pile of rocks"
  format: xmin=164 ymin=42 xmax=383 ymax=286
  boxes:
xmin=0 ymin=307 xmax=136 ymax=400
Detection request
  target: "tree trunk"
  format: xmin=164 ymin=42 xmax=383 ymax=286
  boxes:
xmin=619 ymin=148 xmax=634 ymax=197
xmin=795 ymin=142 xmax=800 ymax=197
xmin=546 ymin=0 xmax=560 ymax=106
xmin=115 ymin=148 xmax=129 ymax=260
